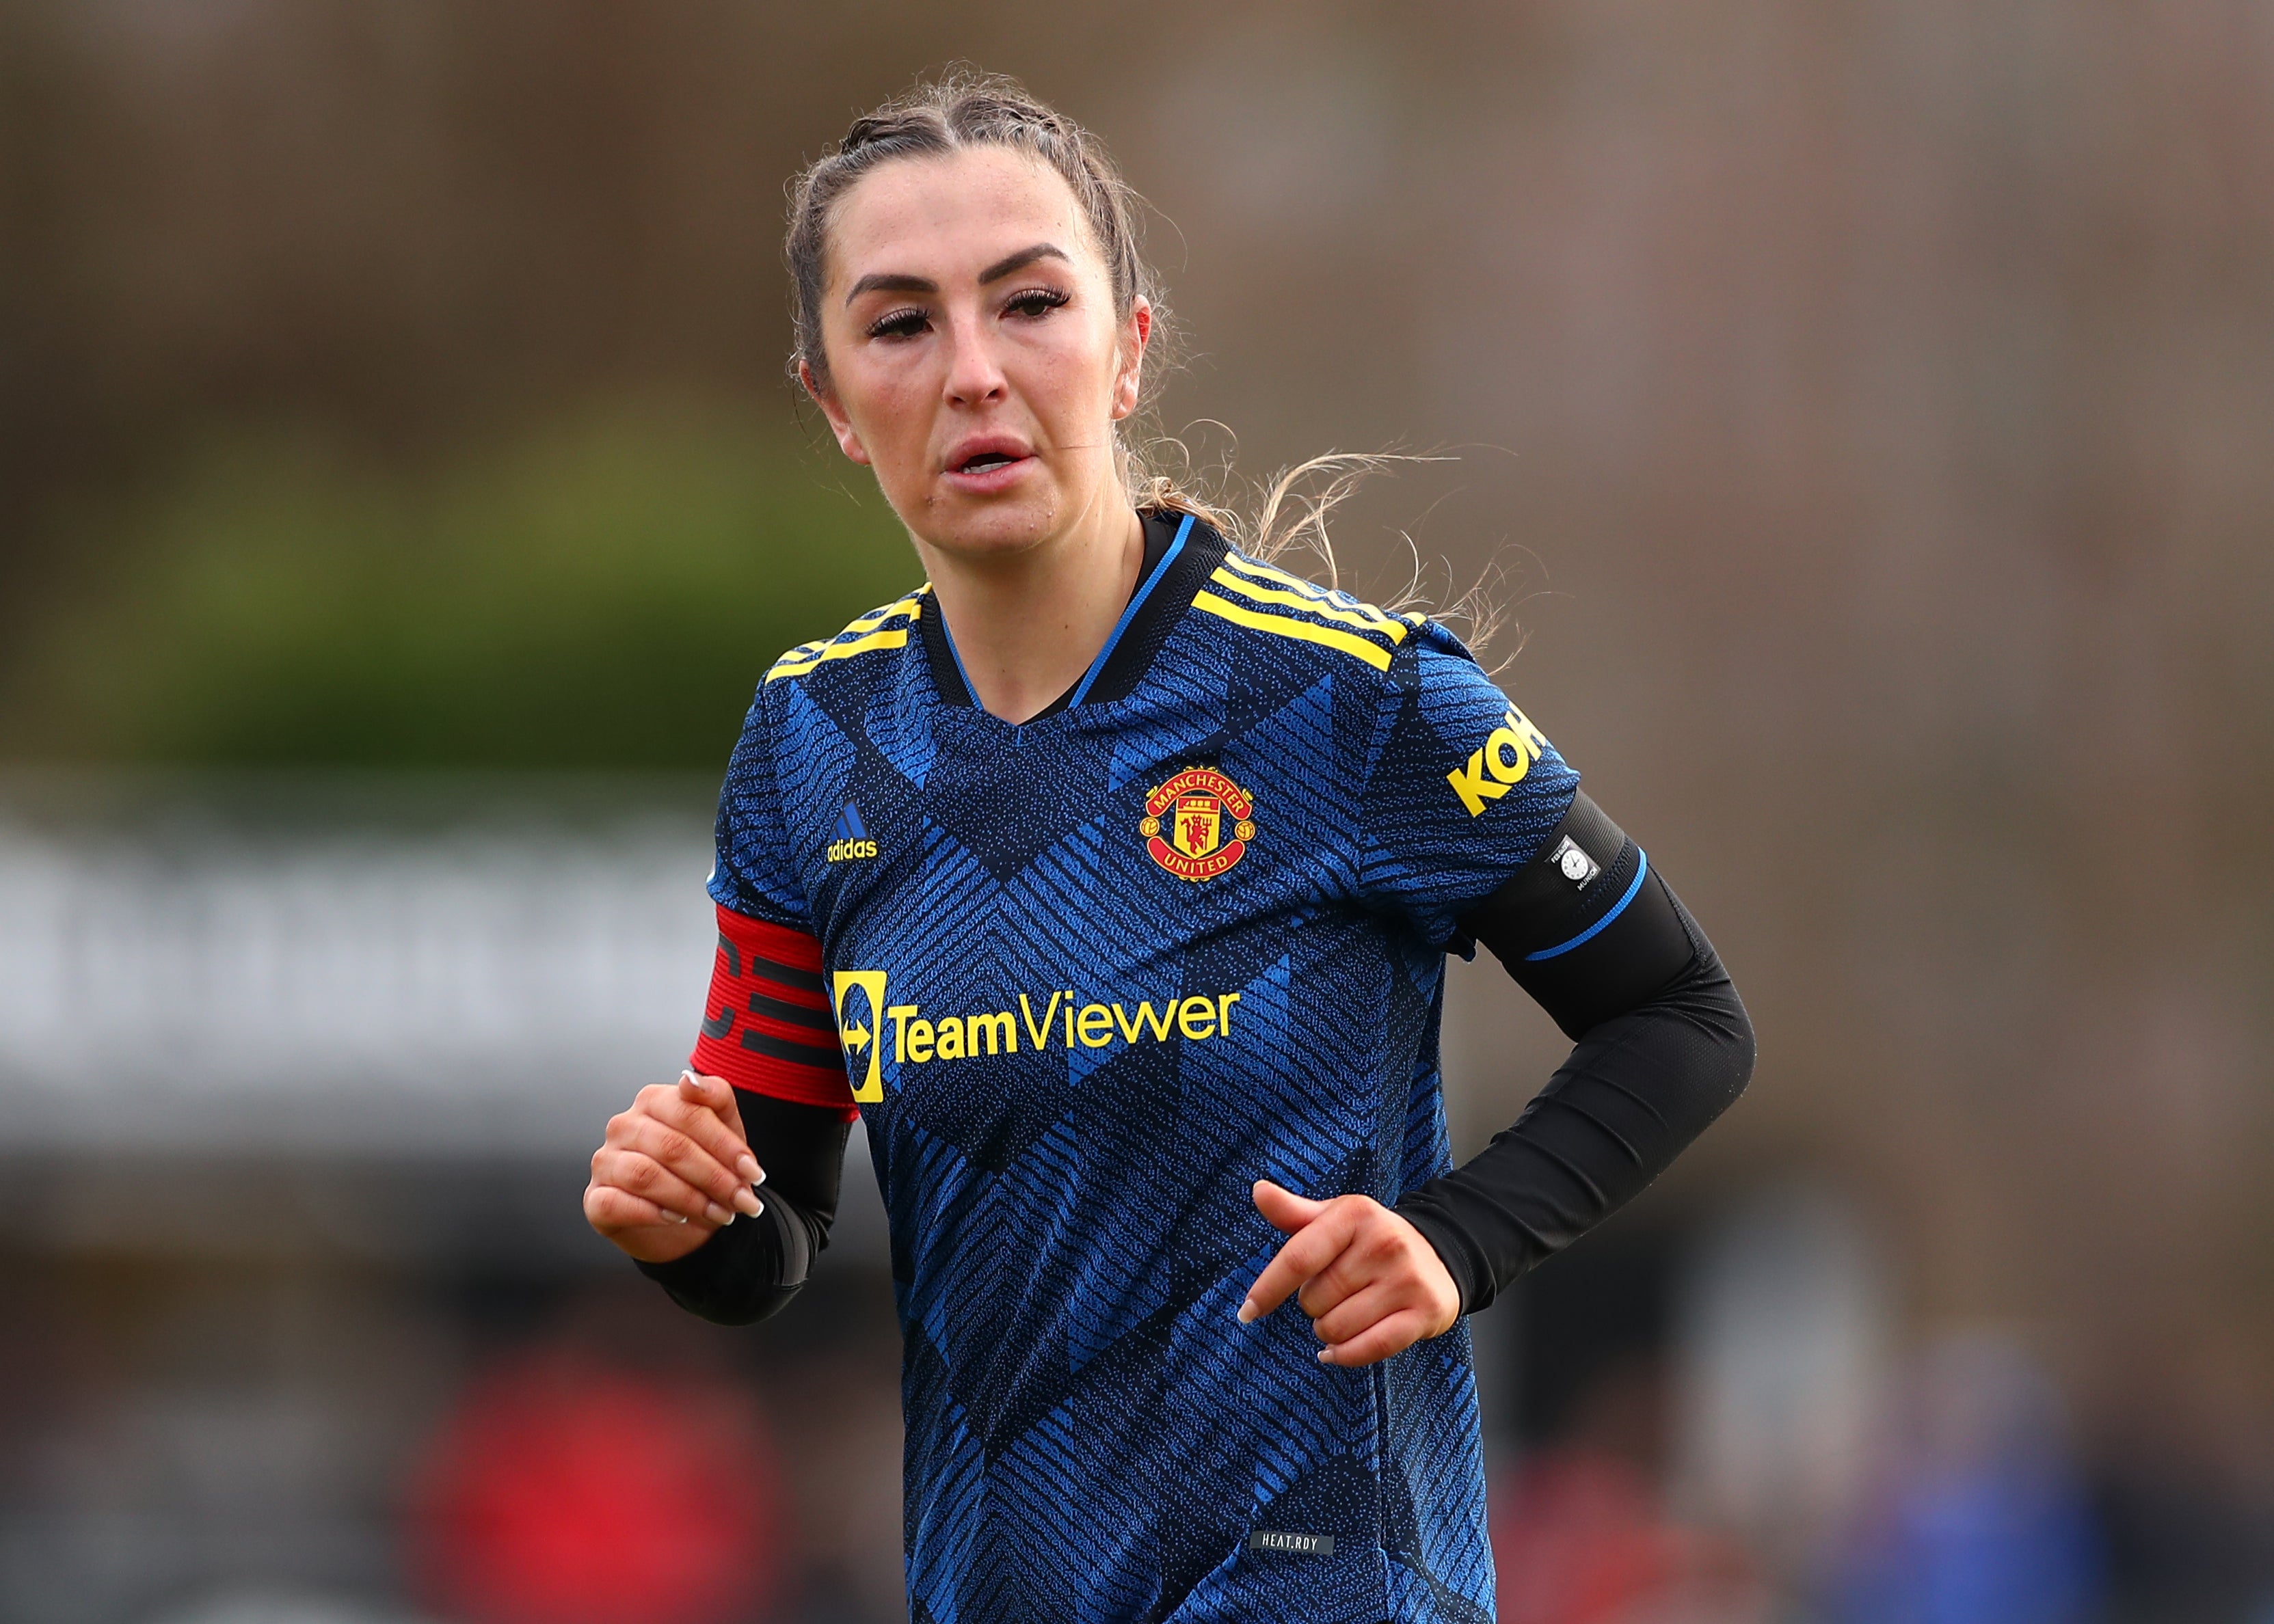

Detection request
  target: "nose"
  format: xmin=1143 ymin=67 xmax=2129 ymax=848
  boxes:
xmin=941 ymin=308 xmax=1008 ymax=409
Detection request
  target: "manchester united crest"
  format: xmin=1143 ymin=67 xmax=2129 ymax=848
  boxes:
xmin=1138 ymin=767 xmax=1256 ymax=882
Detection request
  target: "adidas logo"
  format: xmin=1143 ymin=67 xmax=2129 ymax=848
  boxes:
xmin=827 ymin=801 xmax=878 ymax=863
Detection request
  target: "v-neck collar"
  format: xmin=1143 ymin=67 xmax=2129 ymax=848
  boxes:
xmin=918 ymin=510 xmax=1220 ymax=719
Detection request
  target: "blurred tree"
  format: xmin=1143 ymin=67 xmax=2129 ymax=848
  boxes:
xmin=0 ymin=405 xmax=918 ymax=769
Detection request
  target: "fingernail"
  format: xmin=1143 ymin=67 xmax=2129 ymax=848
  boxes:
xmin=1237 ymin=1300 xmax=1259 ymax=1324
xmin=733 ymin=1187 xmax=762 ymax=1217
xmin=667 ymin=1212 xmax=688 ymax=1225
xmin=1316 ymin=1348 xmax=1335 ymax=1364
xmin=751 ymin=1196 xmax=764 ymax=1217
xmin=738 ymin=1156 xmax=762 ymax=1184
xmin=705 ymin=1202 xmax=734 ymax=1226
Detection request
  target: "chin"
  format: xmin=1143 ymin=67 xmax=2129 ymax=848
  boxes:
xmin=915 ymin=487 xmax=1064 ymax=561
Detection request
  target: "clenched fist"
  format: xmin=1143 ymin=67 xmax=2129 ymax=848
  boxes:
xmin=585 ymin=1072 xmax=766 ymax=1264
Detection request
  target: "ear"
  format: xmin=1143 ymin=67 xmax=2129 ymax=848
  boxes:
xmin=799 ymin=357 xmax=871 ymax=465
xmin=1109 ymin=298 xmax=1152 ymax=422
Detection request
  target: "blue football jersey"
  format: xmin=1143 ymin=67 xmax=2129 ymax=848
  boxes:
xmin=708 ymin=513 xmax=1579 ymax=1623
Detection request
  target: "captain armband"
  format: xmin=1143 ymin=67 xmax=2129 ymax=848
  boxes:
xmin=689 ymin=905 xmax=859 ymax=1116
xmin=1459 ymin=791 xmax=1698 ymax=1040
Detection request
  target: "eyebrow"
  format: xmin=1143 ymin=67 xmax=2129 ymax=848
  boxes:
xmin=844 ymin=242 xmax=1071 ymax=303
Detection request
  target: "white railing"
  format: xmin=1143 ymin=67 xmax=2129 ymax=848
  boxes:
xmin=0 ymin=775 xmax=723 ymax=1156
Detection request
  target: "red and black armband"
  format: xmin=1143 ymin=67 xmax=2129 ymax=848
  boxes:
xmin=688 ymin=906 xmax=857 ymax=1117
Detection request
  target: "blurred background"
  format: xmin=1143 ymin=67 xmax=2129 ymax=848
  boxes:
xmin=3 ymin=2 xmax=2271 ymax=1621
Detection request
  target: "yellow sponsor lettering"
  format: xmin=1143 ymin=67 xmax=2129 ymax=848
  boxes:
xmin=1447 ymin=748 xmax=1512 ymax=817
xmin=1484 ymin=726 xmax=1531 ymax=785
xmin=969 ymin=1010 xmax=1016 ymax=1056
xmin=853 ymin=980 xmax=1252 ymax=1076
xmin=1110 ymin=1001 xmax=1178 ymax=1043
xmin=1449 ymin=705 xmax=1551 ymax=816
xmin=1019 ymin=991 xmax=1062 ymax=1050
xmin=886 ymin=1004 xmax=919 ymax=1064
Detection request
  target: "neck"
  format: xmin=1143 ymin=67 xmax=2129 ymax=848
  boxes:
xmin=916 ymin=492 xmax=1146 ymax=724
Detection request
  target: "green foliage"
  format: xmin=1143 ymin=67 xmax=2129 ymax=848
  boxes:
xmin=1 ymin=407 xmax=922 ymax=768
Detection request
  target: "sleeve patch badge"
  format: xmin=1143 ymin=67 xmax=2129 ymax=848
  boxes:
xmin=1549 ymin=835 xmax=1601 ymax=889
xmin=1139 ymin=767 xmax=1256 ymax=882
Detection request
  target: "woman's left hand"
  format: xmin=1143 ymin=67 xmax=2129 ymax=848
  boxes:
xmin=1238 ymin=1180 xmax=1461 ymax=1366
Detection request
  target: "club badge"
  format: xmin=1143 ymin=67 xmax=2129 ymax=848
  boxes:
xmin=1139 ymin=768 xmax=1255 ymax=882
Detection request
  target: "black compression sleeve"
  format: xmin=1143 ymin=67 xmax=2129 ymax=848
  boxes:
xmin=635 ymin=1092 xmax=853 ymax=1326
xmin=1395 ymin=796 xmax=1754 ymax=1314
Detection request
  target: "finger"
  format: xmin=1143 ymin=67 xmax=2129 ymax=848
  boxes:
xmin=1239 ymin=1209 xmax=1357 ymax=1323
xmin=679 ymin=1070 xmax=752 ymax=1145
xmin=584 ymin=1181 xmax=698 ymax=1234
xmin=1317 ymin=1307 xmax=1436 ymax=1368
xmin=595 ymin=1147 xmax=739 ymax=1228
xmin=1296 ymin=1249 xmax=1385 ymax=1323
xmin=1250 ymin=1178 xmax=1326 ymax=1235
xmin=619 ymin=1114 xmax=763 ymax=1217
xmin=655 ymin=1076 xmax=763 ymax=1187
xmin=1309 ymin=1280 xmax=1407 ymax=1348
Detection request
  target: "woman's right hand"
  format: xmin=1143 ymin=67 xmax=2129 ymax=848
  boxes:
xmin=585 ymin=1071 xmax=766 ymax=1264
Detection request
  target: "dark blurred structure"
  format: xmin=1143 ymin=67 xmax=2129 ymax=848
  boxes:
xmin=3 ymin=3 xmax=2272 ymax=1620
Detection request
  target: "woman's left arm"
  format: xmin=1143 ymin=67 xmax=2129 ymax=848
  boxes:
xmin=1240 ymin=790 xmax=1754 ymax=1362
xmin=1393 ymin=789 xmax=1756 ymax=1314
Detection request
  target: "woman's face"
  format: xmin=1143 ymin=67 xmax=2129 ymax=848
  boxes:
xmin=806 ymin=146 xmax=1149 ymax=563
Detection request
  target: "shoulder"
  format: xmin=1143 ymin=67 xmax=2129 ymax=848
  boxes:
xmin=725 ymin=588 xmax=926 ymax=778
xmin=1190 ymin=547 xmax=1470 ymax=688
xmin=762 ymin=588 xmax=928 ymax=689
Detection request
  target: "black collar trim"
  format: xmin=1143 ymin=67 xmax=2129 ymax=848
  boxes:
xmin=918 ymin=510 xmax=1226 ymax=714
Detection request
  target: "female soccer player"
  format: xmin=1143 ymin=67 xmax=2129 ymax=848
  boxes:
xmin=584 ymin=74 xmax=1752 ymax=1623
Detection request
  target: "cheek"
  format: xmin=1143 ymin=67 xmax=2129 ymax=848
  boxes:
xmin=840 ymin=360 xmax=936 ymax=457
xmin=1014 ymin=321 xmax=1126 ymax=429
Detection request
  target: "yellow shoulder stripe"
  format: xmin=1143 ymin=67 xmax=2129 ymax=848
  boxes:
xmin=1192 ymin=590 xmax=1394 ymax=671
xmin=766 ymin=594 xmax=924 ymax=681
xmin=1217 ymin=552 xmax=1408 ymax=632
xmin=1204 ymin=567 xmax=1409 ymax=644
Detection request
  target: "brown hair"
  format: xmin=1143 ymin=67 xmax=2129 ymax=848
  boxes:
xmin=785 ymin=70 xmax=1501 ymax=649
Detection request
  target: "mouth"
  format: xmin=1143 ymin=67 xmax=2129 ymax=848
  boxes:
xmin=944 ymin=437 xmax=1036 ymax=483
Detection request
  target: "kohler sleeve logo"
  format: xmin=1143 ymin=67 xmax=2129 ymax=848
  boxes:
xmin=1247 ymin=1530 xmax=1335 ymax=1558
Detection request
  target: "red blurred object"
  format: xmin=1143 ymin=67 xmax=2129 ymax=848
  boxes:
xmin=1493 ymin=1448 xmax=1758 ymax=1624
xmin=408 ymin=1351 xmax=786 ymax=1624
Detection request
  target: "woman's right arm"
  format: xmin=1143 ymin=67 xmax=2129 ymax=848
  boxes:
xmin=587 ymin=894 xmax=859 ymax=1324
xmin=585 ymin=1070 xmax=853 ymax=1325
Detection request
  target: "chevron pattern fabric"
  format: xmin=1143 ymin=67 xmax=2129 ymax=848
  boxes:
xmin=707 ymin=526 xmax=1578 ymax=1622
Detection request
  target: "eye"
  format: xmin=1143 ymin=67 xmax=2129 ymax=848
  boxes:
xmin=1004 ymin=286 xmax=1071 ymax=320
xmin=866 ymin=306 xmax=931 ymax=340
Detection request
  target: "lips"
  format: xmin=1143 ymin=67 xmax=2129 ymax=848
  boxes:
xmin=944 ymin=435 xmax=1034 ymax=477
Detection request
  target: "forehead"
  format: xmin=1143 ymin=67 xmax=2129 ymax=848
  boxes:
xmin=825 ymin=146 xmax=1102 ymax=289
